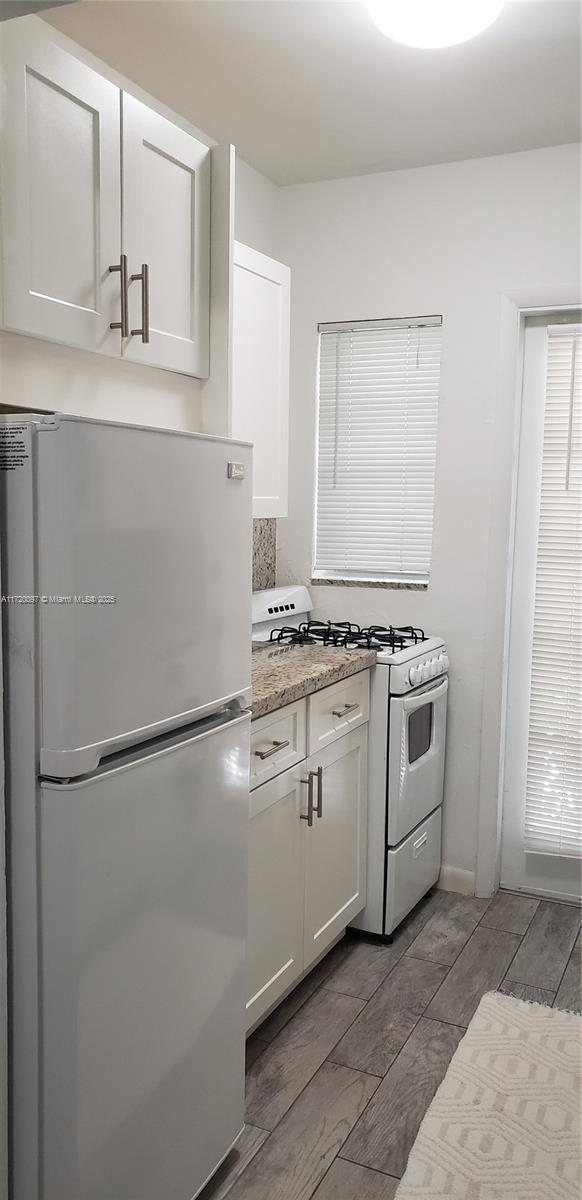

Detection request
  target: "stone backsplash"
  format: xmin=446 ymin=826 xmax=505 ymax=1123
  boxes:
xmin=252 ymin=518 xmax=277 ymax=591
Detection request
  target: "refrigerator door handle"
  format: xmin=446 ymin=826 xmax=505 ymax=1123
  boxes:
xmin=40 ymin=692 xmax=251 ymax=779
xmin=41 ymin=711 xmax=250 ymax=788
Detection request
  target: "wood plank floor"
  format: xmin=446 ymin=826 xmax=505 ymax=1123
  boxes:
xmin=200 ymin=891 xmax=581 ymax=1200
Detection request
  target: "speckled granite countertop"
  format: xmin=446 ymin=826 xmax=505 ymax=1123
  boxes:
xmin=251 ymin=643 xmax=376 ymax=719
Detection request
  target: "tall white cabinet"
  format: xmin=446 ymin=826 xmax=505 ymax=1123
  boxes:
xmin=0 ymin=20 xmax=210 ymax=378
xmin=232 ymin=242 xmax=290 ymax=517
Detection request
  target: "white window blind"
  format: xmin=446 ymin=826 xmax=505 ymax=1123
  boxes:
xmin=314 ymin=317 xmax=441 ymax=582
xmin=525 ymin=326 xmax=582 ymax=857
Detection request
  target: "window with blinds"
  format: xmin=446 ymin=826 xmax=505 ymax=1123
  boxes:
xmin=314 ymin=316 xmax=442 ymax=583
xmin=525 ymin=326 xmax=581 ymax=857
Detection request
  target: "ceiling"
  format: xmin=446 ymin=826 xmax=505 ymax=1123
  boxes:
xmin=44 ymin=1 xmax=581 ymax=185
xmin=1 ymin=1 xmax=73 ymax=19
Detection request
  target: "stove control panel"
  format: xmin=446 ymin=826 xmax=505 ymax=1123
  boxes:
xmin=408 ymin=653 xmax=449 ymax=687
xmin=385 ymin=640 xmax=448 ymax=694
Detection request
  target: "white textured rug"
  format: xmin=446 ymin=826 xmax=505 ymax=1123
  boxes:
xmin=396 ymin=990 xmax=581 ymax=1199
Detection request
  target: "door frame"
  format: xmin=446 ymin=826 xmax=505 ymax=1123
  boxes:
xmin=500 ymin=312 xmax=581 ymax=900
xmin=0 ymin=548 xmax=7 ymax=1200
xmin=475 ymin=285 xmax=582 ymax=898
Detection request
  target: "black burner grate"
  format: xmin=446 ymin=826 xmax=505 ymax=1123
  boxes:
xmin=269 ymin=620 xmax=427 ymax=652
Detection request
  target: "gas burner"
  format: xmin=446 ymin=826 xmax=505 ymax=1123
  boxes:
xmin=268 ymin=624 xmax=316 ymax=645
xmin=269 ymin=620 xmax=363 ymax=647
xmin=268 ymin=620 xmax=428 ymax=653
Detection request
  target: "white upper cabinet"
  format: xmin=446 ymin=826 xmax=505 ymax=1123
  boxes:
xmin=232 ymin=242 xmax=290 ymax=518
xmin=122 ymin=95 xmax=210 ymax=377
xmin=0 ymin=22 xmax=121 ymax=354
xmin=0 ymin=21 xmax=211 ymax=378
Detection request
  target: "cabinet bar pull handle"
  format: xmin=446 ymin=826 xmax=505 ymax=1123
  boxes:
xmin=332 ymin=701 xmax=359 ymax=718
xmin=130 ymin=263 xmax=150 ymax=343
xmin=109 ymin=253 xmax=129 ymax=337
xmin=314 ymin=765 xmax=323 ymax=819
xmin=300 ymin=772 xmax=315 ymax=827
xmin=254 ymin=738 xmax=290 ymax=760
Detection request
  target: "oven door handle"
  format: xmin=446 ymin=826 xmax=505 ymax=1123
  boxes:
xmin=403 ymin=675 xmax=448 ymax=712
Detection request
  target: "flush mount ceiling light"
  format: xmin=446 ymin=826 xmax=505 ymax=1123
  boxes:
xmin=366 ymin=0 xmax=505 ymax=48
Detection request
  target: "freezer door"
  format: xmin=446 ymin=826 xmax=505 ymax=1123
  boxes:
xmin=35 ymin=416 xmax=252 ymax=776
xmin=35 ymin=713 xmax=249 ymax=1200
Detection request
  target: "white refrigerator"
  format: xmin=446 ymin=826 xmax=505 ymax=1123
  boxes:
xmin=0 ymin=412 xmax=252 ymax=1200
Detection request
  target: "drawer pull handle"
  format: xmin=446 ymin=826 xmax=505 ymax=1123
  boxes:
xmin=254 ymin=738 xmax=290 ymax=760
xmin=332 ymin=701 xmax=359 ymax=718
xmin=413 ymin=832 xmax=428 ymax=858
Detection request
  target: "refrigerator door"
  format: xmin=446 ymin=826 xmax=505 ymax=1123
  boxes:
xmin=35 ymin=415 xmax=252 ymax=777
xmin=35 ymin=712 xmax=249 ymax=1200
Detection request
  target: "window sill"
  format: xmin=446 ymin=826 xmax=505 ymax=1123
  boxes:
xmin=311 ymin=577 xmax=428 ymax=591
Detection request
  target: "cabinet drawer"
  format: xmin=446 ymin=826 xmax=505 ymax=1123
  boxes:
xmin=250 ymin=700 xmax=306 ymax=790
xmin=307 ymin=670 xmax=369 ymax=755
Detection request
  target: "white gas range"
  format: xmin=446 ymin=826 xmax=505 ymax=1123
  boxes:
xmin=252 ymin=585 xmax=449 ymax=939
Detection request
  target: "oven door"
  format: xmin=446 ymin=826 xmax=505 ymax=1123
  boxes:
xmin=387 ymin=676 xmax=448 ymax=845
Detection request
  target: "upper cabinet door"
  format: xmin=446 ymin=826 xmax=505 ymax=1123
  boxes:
xmin=232 ymin=243 xmax=290 ymax=518
xmin=0 ymin=23 xmax=122 ymax=353
xmin=121 ymin=94 xmax=210 ymax=378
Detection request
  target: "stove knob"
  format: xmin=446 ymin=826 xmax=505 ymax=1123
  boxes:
xmin=420 ymin=662 xmax=430 ymax=681
xmin=409 ymin=665 xmax=422 ymax=686
xmin=427 ymin=658 xmax=436 ymax=677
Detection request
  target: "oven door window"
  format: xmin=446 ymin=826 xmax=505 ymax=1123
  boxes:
xmin=408 ymin=702 xmax=433 ymax=763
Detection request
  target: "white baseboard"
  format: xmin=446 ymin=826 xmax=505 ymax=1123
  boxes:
xmin=438 ymin=865 xmax=476 ymax=895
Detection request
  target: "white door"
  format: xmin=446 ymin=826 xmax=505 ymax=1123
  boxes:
xmin=0 ymin=21 xmax=122 ymax=353
xmin=247 ymin=765 xmax=305 ymax=1030
xmin=501 ymin=315 xmax=582 ymax=900
xmin=27 ymin=415 xmax=251 ymax=776
xmin=303 ymin=727 xmax=367 ymax=970
xmin=387 ymin=676 xmax=448 ymax=845
xmin=35 ymin=713 xmax=249 ymax=1200
xmin=122 ymin=94 xmax=210 ymax=377
xmin=232 ymin=243 xmax=290 ymax=517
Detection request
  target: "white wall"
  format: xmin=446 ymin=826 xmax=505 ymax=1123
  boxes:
xmin=0 ymin=332 xmax=203 ymax=430
xmin=235 ymin=157 xmax=281 ymax=260
xmin=277 ymin=142 xmax=581 ymax=887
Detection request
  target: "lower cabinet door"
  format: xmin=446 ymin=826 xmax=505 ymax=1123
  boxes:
xmin=303 ymin=727 xmax=368 ymax=970
xmin=247 ymin=764 xmax=305 ymax=1030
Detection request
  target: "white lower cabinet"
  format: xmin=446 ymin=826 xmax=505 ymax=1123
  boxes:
xmin=247 ymin=767 xmax=304 ymax=1030
xmin=303 ymin=727 xmax=368 ymax=970
xmin=247 ymin=695 xmax=368 ymax=1032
